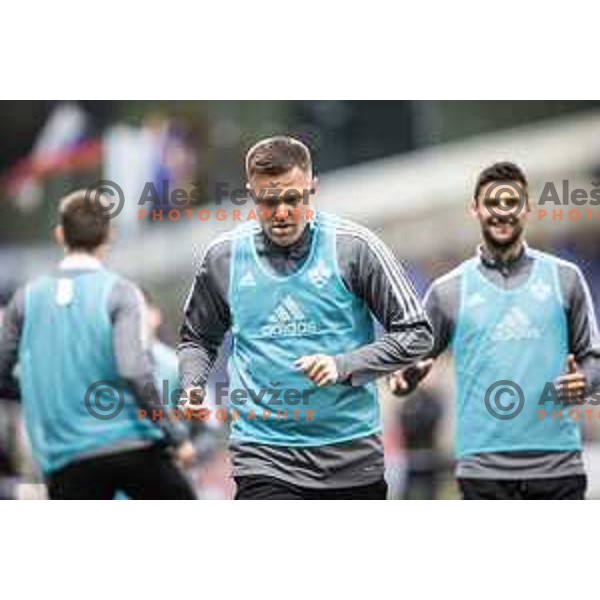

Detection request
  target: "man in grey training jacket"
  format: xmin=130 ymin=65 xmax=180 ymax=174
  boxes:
xmin=179 ymin=136 xmax=433 ymax=499
xmin=391 ymin=162 xmax=600 ymax=499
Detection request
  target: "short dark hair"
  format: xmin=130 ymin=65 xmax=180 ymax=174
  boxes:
xmin=245 ymin=136 xmax=312 ymax=178
xmin=474 ymin=162 xmax=528 ymax=202
xmin=58 ymin=190 xmax=111 ymax=251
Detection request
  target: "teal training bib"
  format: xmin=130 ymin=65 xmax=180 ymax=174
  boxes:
xmin=19 ymin=270 xmax=162 ymax=474
xmin=227 ymin=213 xmax=381 ymax=446
xmin=453 ymin=250 xmax=581 ymax=457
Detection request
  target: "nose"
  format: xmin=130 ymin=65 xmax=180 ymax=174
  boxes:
xmin=272 ymin=200 xmax=292 ymax=221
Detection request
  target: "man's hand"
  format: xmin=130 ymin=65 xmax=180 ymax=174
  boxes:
xmin=555 ymin=354 xmax=587 ymax=404
xmin=295 ymin=354 xmax=339 ymax=387
xmin=389 ymin=359 xmax=434 ymax=395
xmin=173 ymin=440 xmax=196 ymax=469
xmin=181 ymin=387 xmax=206 ymax=412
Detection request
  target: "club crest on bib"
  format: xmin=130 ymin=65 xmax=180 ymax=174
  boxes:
xmin=307 ymin=259 xmax=332 ymax=289
xmin=466 ymin=292 xmax=486 ymax=308
xmin=239 ymin=271 xmax=257 ymax=287
xmin=530 ymin=279 xmax=551 ymax=302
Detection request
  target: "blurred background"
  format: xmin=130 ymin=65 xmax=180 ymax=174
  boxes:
xmin=2 ymin=100 xmax=600 ymax=499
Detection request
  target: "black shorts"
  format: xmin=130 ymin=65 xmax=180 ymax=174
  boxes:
xmin=234 ymin=475 xmax=388 ymax=500
xmin=457 ymin=475 xmax=587 ymax=500
xmin=46 ymin=444 xmax=196 ymax=500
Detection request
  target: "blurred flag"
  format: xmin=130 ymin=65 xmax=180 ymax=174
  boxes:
xmin=3 ymin=103 xmax=101 ymax=211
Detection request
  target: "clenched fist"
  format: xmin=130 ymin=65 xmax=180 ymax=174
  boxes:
xmin=295 ymin=354 xmax=339 ymax=387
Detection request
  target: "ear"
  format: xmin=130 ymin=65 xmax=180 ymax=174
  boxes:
xmin=469 ymin=198 xmax=479 ymax=219
xmin=311 ymin=176 xmax=319 ymax=195
xmin=54 ymin=225 xmax=65 ymax=247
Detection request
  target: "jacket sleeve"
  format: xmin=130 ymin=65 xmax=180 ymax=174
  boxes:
xmin=0 ymin=288 xmax=24 ymax=401
xmin=333 ymin=229 xmax=434 ymax=385
xmin=178 ymin=239 xmax=232 ymax=390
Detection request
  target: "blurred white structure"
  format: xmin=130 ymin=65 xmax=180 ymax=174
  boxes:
xmin=7 ymin=109 xmax=600 ymax=283
xmin=318 ymin=109 xmax=600 ymax=260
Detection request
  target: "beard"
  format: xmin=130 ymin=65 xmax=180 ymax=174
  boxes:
xmin=481 ymin=217 xmax=523 ymax=250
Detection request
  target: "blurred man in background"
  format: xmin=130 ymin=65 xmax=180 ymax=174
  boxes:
xmin=141 ymin=288 xmax=225 ymax=498
xmin=143 ymin=288 xmax=183 ymax=414
xmin=396 ymin=387 xmax=445 ymax=499
xmin=391 ymin=162 xmax=600 ymax=499
xmin=0 ymin=304 xmax=20 ymax=499
xmin=0 ymin=190 xmax=196 ymax=499
xmin=179 ymin=135 xmax=433 ymax=499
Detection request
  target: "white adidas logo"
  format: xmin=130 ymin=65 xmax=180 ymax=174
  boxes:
xmin=239 ymin=271 xmax=256 ymax=287
xmin=491 ymin=306 xmax=541 ymax=341
xmin=260 ymin=295 xmax=319 ymax=337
